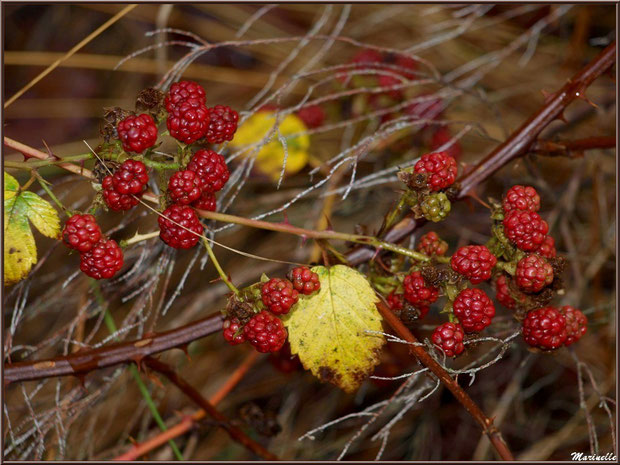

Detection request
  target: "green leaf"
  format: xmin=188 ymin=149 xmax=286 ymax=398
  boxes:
xmin=282 ymin=265 xmax=385 ymax=393
xmin=4 ymin=172 xmax=60 ymax=285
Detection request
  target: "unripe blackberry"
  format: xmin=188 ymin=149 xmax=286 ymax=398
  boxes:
xmin=522 ymin=307 xmax=567 ymax=350
xmin=503 ymin=210 xmax=549 ymax=251
xmin=158 ymin=204 xmax=204 ymax=249
xmin=502 ymin=185 xmax=541 ymax=213
xmin=165 ymin=80 xmax=206 ymax=112
xmin=414 ymin=152 xmax=457 ymax=191
xmin=244 ymin=311 xmax=287 ymax=353
xmin=386 ymin=292 xmax=404 ymax=312
xmin=62 ymin=214 xmax=102 ymax=253
xmin=80 ymin=239 xmax=124 ymax=279
xmin=536 ymin=235 xmax=557 ymax=259
xmin=166 ymin=97 xmax=209 ymax=144
xmin=421 ymin=193 xmax=451 ymax=222
xmin=117 ymin=113 xmax=158 ymax=153
xmin=431 ymin=322 xmax=465 ymax=357
xmin=204 ymin=105 xmax=239 ymax=144
xmin=186 ymin=149 xmax=230 ymax=193
xmin=297 ymin=105 xmax=325 ymax=128
xmin=416 ymin=231 xmax=448 ymax=256
xmin=515 ymin=254 xmax=553 ymax=293
xmin=102 ymin=159 xmax=149 ymax=211
xmin=403 ymin=271 xmax=438 ymax=307
xmin=261 ymin=278 xmax=299 ymax=315
xmin=223 ymin=317 xmax=246 ymax=345
xmin=288 ymin=267 xmax=320 ymax=295
xmin=453 ymin=288 xmax=495 ymax=333
xmin=495 ymin=274 xmax=527 ymax=310
xmin=192 ymin=191 xmax=217 ymax=212
xmin=450 ymin=245 xmax=497 ymax=284
xmin=167 ymin=170 xmax=202 ymax=205
xmin=559 ymin=306 xmax=587 ymax=346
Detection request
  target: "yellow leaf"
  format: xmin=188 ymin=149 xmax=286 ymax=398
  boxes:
xmin=282 ymin=265 xmax=386 ymax=393
xmin=4 ymin=171 xmax=19 ymax=200
xmin=3 ymin=173 xmax=61 ymax=285
xmin=229 ymin=111 xmax=310 ymax=181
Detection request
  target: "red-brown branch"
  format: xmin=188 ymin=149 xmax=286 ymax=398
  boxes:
xmin=143 ymin=357 xmax=278 ymax=461
xmin=531 ymin=136 xmax=615 ymax=157
xmin=376 ymin=301 xmax=514 ymax=461
xmin=3 ymin=313 xmax=223 ymax=384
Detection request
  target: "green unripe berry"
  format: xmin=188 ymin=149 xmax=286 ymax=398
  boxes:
xmin=421 ymin=193 xmax=451 ymax=223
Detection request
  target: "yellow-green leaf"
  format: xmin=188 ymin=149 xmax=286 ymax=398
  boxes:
xmin=4 ymin=171 xmax=19 ymax=200
xmin=282 ymin=265 xmax=385 ymax=393
xmin=3 ymin=173 xmax=61 ymax=285
xmin=228 ymin=110 xmax=310 ymax=181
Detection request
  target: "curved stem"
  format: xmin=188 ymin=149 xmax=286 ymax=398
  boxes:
xmin=202 ymin=238 xmax=239 ymax=295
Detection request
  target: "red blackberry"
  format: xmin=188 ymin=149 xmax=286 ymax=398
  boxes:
xmin=495 ymin=274 xmax=527 ymax=310
xmin=166 ymin=97 xmax=209 ymax=144
xmin=204 ymin=105 xmax=239 ymax=144
xmin=186 ymin=149 xmax=230 ymax=193
xmin=167 ymin=170 xmax=202 ymax=205
xmin=223 ymin=317 xmax=246 ymax=345
xmin=158 ymin=204 xmax=204 ymax=249
xmin=453 ymin=288 xmax=495 ymax=333
xmin=62 ymin=214 xmax=102 ymax=253
xmin=502 ymin=185 xmax=540 ymax=213
xmin=386 ymin=292 xmax=404 ymax=312
xmin=192 ymin=191 xmax=217 ymax=211
xmin=416 ymin=231 xmax=448 ymax=256
xmin=102 ymin=159 xmax=149 ymax=211
xmin=117 ymin=113 xmax=158 ymax=153
xmin=431 ymin=322 xmax=465 ymax=357
xmin=392 ymin=54 xmax=417 ymax=79
xmin=503 ymin=210 xmax=549 ymax=251
xmin=269 ymin=342 xmax=302 ymax=373
xmin=450 ymin=245 xmax=497 ymax=284
xmin=431 ymin=127 xmax=462 ymax=161
xmin=352 ymin=48 xmax=383 ymax=67
xmin=414 ymin=151 xmax=458 ymax=191
xmin=80 ymin=239 xmax=124 ymax=279
xmin=288 ymin=266 xmax=321 ymax=295
xmin=297 ymin=105 xmax=325 ymax=129
xmin=261 ymin=278 xmax=299 ymax=315
xmin=515 ymin=254 xmax=554 ymax=293
xmin=165 ymin=80 xmax=206 ymax=112
xmin=403 ymin=271 xmax=439 ymax=307
xmin=522 ymin=307 xmax=567 ymax=350
xmin=559 ymin=306 xmax=587 ymax=346
xmin=536 ymin=235 xmax=557 ymax=259
xmin=244 ymin=311 xmax=287 ymax=353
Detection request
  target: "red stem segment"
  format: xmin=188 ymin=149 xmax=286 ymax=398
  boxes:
xmin=376 ymin=301 xmax=514 ymax=460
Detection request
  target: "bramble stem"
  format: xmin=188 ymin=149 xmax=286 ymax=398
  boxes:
xmin=34 ymin=173 xmax=69 ymax=215
xmin=121 ymin=230 xmax=160 ymax=246
xmin=92 ymin=281 xmax=184 ymax=461
xmin=202 ymin=238 xmax=240 ymax=295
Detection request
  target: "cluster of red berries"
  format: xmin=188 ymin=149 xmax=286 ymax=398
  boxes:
xmin=62 ymin=214 xmax=124 ymax=279
xmin=157 ymin=82 xmax=236 ymax=249
xmin=165 ymin=80 xmax=239 ymax=145
xmin=222 ymin=267 xmax=321 ymax=353
xmin=522 ymin=306 xmax=587 ymax=350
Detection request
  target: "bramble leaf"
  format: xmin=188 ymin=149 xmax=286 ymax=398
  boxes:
xmin=282 ymin=265 xmax=385 ymax=393
xmin=4 ymin=172 xmax=60 ymax=285
xmin=228 ymin=110 xmax=309 ymax=181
